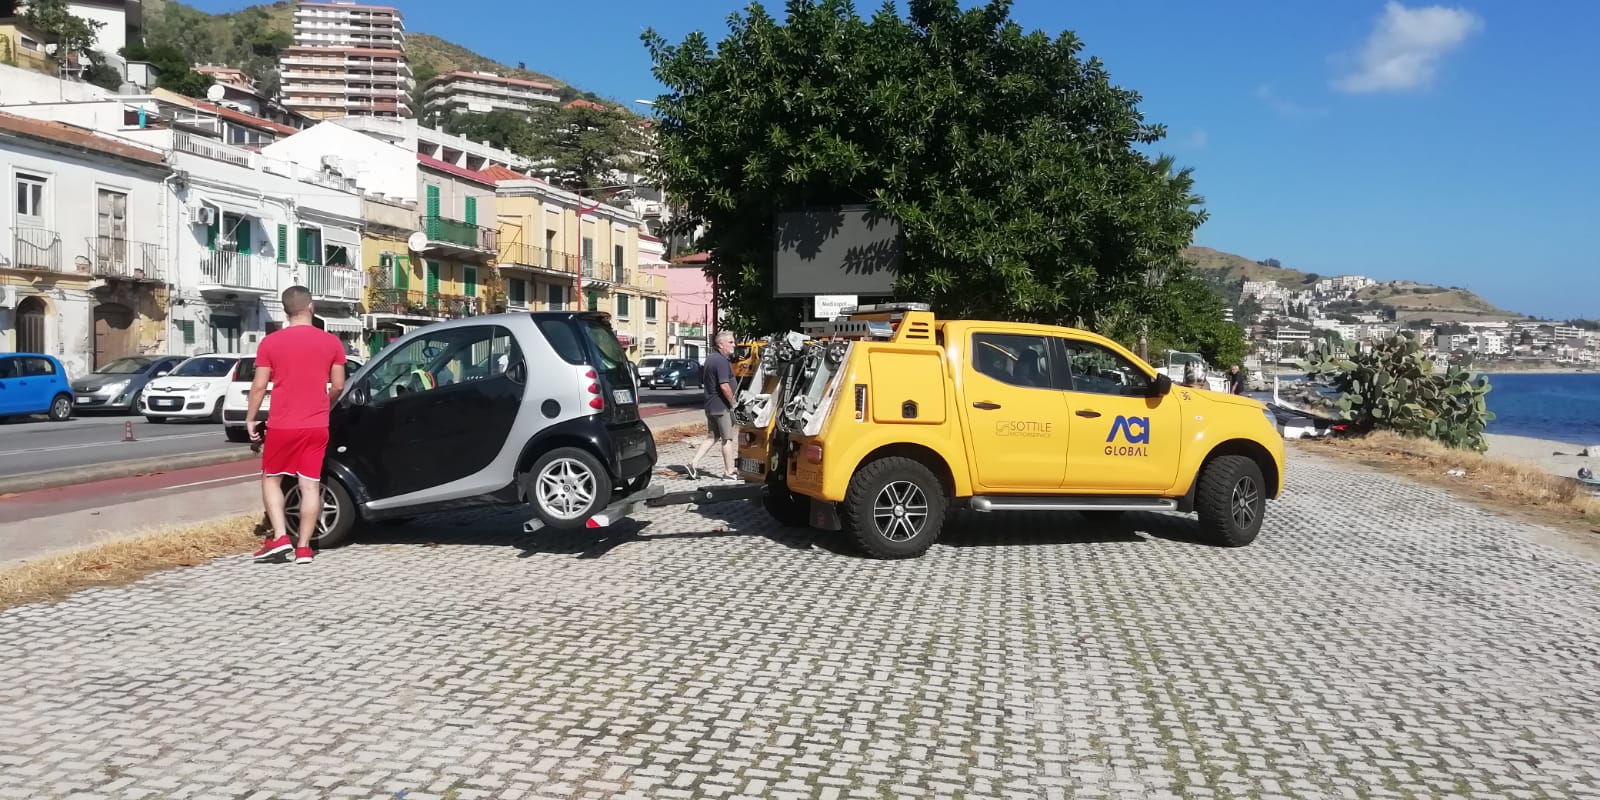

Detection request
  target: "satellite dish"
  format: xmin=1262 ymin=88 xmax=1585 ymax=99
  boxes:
xmin=406 ymin=231 xmax=428 ymax=252
xmin=205 ymin=84 xmax=226 ymax=102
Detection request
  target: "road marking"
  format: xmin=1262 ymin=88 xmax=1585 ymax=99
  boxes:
xmin=0 ymin=432 xmax=219 ymax=457
xmin=166 ymin=473 xmax=259 ymax=491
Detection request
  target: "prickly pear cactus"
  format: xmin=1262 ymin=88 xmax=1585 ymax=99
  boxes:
xmin=1299 ymin=331 xmax=1494 ymax=452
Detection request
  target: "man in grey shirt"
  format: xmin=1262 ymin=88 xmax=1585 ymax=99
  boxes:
xmin=688 ymin=330 xmax=738 ymax=479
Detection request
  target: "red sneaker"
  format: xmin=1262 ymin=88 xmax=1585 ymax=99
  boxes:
xmin=253 ymin=535 xmax=292 ymax=561
xmin=294 ymin=546 xmax=314 ymax=564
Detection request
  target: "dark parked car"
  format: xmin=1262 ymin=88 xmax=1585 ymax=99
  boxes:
xmin=282 ymin=311 xmax=657 ymax=547
xmin=70 ymin=355 xmax=186 ymax=413
xmin=0 ymin=353 xmax=73 ymax=421
xmin=646 ymin=358 xmax=703 ymax=390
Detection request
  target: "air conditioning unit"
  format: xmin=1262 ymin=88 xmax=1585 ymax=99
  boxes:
xmin=195 ymin=205 xmax=217 ymax=226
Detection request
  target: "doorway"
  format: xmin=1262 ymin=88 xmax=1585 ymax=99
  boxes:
xmin=93 ymin=302 xmax=135 ymax=368
xmin=15 ymin=296 xmax=45 ymax=354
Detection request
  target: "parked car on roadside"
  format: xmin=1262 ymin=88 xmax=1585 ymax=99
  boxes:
xmin=636 ymin=354 xmax=668 ymax=382
xmin=646 ymin=358 xmax=704 ymax=390
xmin=280 ymin=311 xmax=657 ymax=547
xmin=0 ymin=353 xmax=74 ymax=422
xmin=139 ymin=354 xmax=243 ymax=423
xmin=70 ymin=355 xmax=187 ymax=414
xmin=222 ymin=355 xmax=362 ymax=442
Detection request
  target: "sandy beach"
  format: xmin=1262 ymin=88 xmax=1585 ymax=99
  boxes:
xmin=1485 ymin=433 xmax=1597 ymax=479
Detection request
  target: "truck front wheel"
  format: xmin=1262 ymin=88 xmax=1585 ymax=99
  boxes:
xmin=1195 ymin=454 xmax=1266 ymax=547
xmin=838 ymin=457 xmax=947 ymax=559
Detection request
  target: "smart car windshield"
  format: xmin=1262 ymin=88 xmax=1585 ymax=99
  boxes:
xmin=172 ymin=357 xmax=236 ymax=378
xmin=95 ymin=357 xmax=155 ymax=375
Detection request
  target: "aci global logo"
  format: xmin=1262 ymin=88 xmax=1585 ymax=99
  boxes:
xmin=1104 ymin=415 xmax=1150 ymax=456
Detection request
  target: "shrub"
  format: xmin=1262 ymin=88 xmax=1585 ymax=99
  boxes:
xmin=1300 ymin=331 xmax=1494 ymax=452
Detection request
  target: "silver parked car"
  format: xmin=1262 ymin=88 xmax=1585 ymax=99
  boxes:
xmin=69 ymin=355 xmax=187 ymax=414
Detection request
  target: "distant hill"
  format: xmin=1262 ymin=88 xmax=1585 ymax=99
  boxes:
xmin=143 ymin=0 xmax=619 ymax=108
xmin=1183 ymin=246 xmax=1525 ymax=322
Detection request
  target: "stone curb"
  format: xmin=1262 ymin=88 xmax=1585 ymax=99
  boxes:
xmin=0 ymin=450 xmax=257 ymax=496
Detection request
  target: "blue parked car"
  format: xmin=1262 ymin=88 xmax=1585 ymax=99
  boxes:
xmin=0 ymin=353 xmax=74 ymax=421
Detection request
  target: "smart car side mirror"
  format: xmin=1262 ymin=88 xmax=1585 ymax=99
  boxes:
xmin=1148 ymin=373 xmax=1173 ymax=398
xmin=347 ymin=383 xmax=369 ymax=406
xmin=155 ymin=370 xmax=170 ymax=377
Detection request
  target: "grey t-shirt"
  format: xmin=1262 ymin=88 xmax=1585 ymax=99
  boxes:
xmin=702 ymin=352 xmax=734 ymax=413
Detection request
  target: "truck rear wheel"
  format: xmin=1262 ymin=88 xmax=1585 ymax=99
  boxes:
xmin=1195 ymin=455 xmax=1266 ymax=546
xmin=838 ymin=457 xmax=946 ymax=559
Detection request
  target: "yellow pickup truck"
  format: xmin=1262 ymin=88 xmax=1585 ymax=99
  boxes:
xmin=737 ymin=303 xmax=1286 ymax=558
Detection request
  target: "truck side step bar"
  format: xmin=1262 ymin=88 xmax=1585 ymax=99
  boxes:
xmin=968 ymin=496 xmax=1178 ymax=513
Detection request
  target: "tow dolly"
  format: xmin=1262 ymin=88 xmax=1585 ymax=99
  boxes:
xmin=521 ymin=482 xmax=771 ymax=533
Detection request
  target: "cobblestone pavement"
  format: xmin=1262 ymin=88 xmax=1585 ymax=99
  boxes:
xmin=3 ymin=444 xmax=1600 ymax=800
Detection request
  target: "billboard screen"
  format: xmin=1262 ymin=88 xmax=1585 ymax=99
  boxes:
xmin=772 ymin=204 xmax=902 ymax=297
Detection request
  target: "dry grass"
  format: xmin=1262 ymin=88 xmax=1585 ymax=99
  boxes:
xmin=653 ymin=424 xmax=704 ymax=445
xmin=0 ymin=515 xmax=264 ymax=612
xmin=1298 ymin=431 xmax=1600 ymax=529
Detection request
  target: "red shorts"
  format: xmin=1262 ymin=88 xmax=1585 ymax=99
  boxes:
xmin=262 ymin=427 xmax=329 ymax=480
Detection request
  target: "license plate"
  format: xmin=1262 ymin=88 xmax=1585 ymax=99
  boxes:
xmin=612 ymin=389 xmax=635 ymax=405
xmin=75 ymin=396 xmax=89 ymax=404
xmin=737 ymin=457 xmax=764 ymax=475
xmin=153 ymin=398 xmax=179 ymax=408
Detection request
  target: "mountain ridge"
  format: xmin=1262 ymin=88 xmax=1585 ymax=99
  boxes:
xmin=1183 ymin=245 xmax=1527 ymax=323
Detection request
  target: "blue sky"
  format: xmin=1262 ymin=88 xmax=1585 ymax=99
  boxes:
xmin=191 ymin=0 xmax=1600 ymax=319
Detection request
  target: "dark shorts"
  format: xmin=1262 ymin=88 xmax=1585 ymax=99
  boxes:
xmin=705 ymin=410 xmax=733 ymax=441
xmin=262 ymin=427 xmax=329 ymax=480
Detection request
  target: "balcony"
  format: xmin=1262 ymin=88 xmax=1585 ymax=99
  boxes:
xmin=498 ymin=243 xmax=578 ymax=277
xmin=307 ymin=264 xmax=364 ymax=303
xmin=7 ymin=226 xmax=72 ymax=274
xmin=199 ymin=250 xmax=276 ymax=293
xmin=368 ymin=288 xmax=483 ymax=318
xmin=420 ymin=215 xmax=496 ymax=257
xmin=174 ymin=131 xmax=253 ymax=168
xmin=581 ymin=260 xmax=629 ymax=287
xmin=671 ymin=321 xmax=707 ymax=339
xmin=86 ymin=237 xmax=164 ymax=282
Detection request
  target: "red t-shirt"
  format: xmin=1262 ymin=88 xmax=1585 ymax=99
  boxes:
xmin=256 ymin=325 xmax=346 ymax=430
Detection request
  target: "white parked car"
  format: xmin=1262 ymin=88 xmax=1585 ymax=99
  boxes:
xmin=222 ymin=355 xmax=362 ymax=443
xmin=636 ymin=354 xmax=667 ymax=381
xmin=140 ymin=354 xmax=243 ymax=423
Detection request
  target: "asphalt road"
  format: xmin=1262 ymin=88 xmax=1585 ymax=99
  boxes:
xmin=0 ymin=388 xmax=706 ymax=481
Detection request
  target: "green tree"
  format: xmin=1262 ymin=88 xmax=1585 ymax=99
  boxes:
xmin=122 ymin=43 xmax=213 ymax=98
xmin=20 ymin=0 xmax=102 ymax=64
xmin=522 ymin=102 xmax=644 ymax=193
xmin=642 ymin=0 xmax=1206 ymax=334
xmin=1121 ymin=267 xmax=1246 ymax=368
xmin=411 ymin=59 xmax=439 ymax=121
xmin=442 ymin=109 xmax=534 ymax=153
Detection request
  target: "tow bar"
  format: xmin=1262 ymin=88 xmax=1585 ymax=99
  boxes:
xmin=522 ymin=482 xmax=770 ymax=534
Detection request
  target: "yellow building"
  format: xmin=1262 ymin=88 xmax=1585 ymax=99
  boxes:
xmin=0 ymin=19 xmax=53 ymax=73
xmin=494 ymin=177 xmax=667 ymax=356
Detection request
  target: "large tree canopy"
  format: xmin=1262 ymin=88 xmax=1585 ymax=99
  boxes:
xmin=643 ymin=0 xmax=1209 ymax=339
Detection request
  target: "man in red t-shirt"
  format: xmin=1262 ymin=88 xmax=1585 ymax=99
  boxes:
xmin=248 ymin=285 xmax=346 ymax=564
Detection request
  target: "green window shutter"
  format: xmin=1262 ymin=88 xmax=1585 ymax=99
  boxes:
xmin=206 ymin=213 xmax=218 ymax=252
xmin=646 ymin=297 xmax=656 ymax=318
xmin=463 ymin=266 xmax=477 ymax=298
xmin=617 ymin=293 xmax=629 ymax=317
xmin=235 ymin=217 xmax=252 ymax=255
xmin=426 ymin=261 xmax=440 ymax=296
xmin=276 ymin=224 xmax=288 ymax=264
xmin=586 ymin=290 xmax=598 ymax=312
xmin=464 ymin=196 xmax=477 ymax=225
xmin=426 ymin=185 xmax=440 ymax=217
xmin=395 ymin=256 xmax=410 ymax=290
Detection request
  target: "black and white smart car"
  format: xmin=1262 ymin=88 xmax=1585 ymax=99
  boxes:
xmin=283 ymin=311 xmax=657 ymax=547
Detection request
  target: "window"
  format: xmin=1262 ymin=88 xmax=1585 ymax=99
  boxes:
xmin=581 ymin=236 xmax=594 ymax=272
xmin=507 ymin=278 xmax=527 ymax=307
xmin=544 ymin=230 xmax=557 ymax=269
xmin=586 ymin=290 xmax=598 ymax=312
xmin=21 ymin=356 xmax=57 ymax=376
xmin=645 ymin=297 xmax=657 ymax=320
xmin=96 ymin=189 xmax=128 ymax=264
xmin=463 ymin=266 xmax=478 ymax=298
xmin=1060 ymin=340 xmax=1151 ymax=397
xmin=323 ymin=244 xmax=350 ymax=267
xmin=172 ymin=356 xmax=237 ymax=378
xmin=221 ymin=213 xmax=252 ymax=254
xmin=364 ymin=325 xmax=516 ymax=401
xmin=613 ymin=243 xmax=625 ymax=281
xmin=616 ymin=293 xmax=630 ymax=318
xmin=971 ymin=333 xmax=1052 ymax=389
xmin=297 ymin=227 xmax=322 ymax=264
xmin=179 ymin=320 xmax=196 ymax=345
xmin=545 ymin=283 xmax=565 ymax=311
xmin=16 ymin=174 xmax=46 ymax=220
xmin=0 ymin=358 xmax=17 ymax=380
xmin=210 ymin=317 xmax=242 ymax=354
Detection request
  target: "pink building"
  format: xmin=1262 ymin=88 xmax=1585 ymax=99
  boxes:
xmin=640 ymin=240 xmax=712 ymax=361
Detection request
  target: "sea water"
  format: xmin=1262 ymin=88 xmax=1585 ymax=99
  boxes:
xmin=1482 ymin=373 xmax=1600 ymax=444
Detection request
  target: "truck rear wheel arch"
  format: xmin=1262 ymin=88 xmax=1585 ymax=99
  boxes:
xmin=854 ymin=443 xmax=957 ymax=499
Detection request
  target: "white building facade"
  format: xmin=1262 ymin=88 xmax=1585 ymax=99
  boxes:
xmin=423 ymin=71 xmax=560 ymax=117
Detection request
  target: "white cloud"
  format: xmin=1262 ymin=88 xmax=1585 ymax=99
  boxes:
xmin=1333 ymin=2 xmax=1483 ymax=93
xmin=1255 ymin=85 xmax=1328 ymax=118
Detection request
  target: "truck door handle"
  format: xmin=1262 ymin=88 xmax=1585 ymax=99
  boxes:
xmin=972 ymin=401 xmax=1002 ymax=410
xmin=1075 ymin=409 xmax=1102 ymax=418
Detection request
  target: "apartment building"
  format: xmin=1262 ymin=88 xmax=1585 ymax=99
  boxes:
xmin=0 ymin=18 xmax=53 ymax=72
xmin=0 ymin=111 xmax=169 ymax=376
xmin=278 ymin=1 xmax=412 ymax=120
xmin=423 ymin=71 xmax=559 ymax=118
xmin=331 ymin=116 xmax=535 ymax=175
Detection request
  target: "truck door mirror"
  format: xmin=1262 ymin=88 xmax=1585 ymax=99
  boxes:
xmin=1148 ymin=373 xmax=1173 ymax=398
